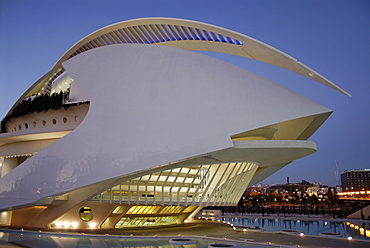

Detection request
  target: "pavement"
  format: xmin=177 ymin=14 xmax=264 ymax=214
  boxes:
xmin=1 ymin=218 xmax=370 ymax=247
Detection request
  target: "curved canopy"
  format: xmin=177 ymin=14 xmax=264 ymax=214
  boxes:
xmin=6 ymin=17 xmax=350 ymax=117
xmin=54 ymin=17 xmax=350 ymax=96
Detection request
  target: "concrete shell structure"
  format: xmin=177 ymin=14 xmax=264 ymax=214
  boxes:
xmin=0 ymin=18 xmax=347 ymax=229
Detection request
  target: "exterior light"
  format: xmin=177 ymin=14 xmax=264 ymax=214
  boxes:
xmin=347 ymin=237 xmax=353 ymax=241
xmin=300 ymin=233 xmax=304 ymax=236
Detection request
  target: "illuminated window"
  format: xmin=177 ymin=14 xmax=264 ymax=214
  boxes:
xmin=183 ymin=206 xmax=198 ymax=213
xmin=79 ymin=207 xmax=94 ymax=221
xmin=112 ymin=206 xmax=125 ymax=214
xmin=126 ymin=205 xmax=161 ymax=215
xmin=159 ymin=206 xmax=186 ymax=214
xmin=115 ymin=215 xmax=184 ymax=228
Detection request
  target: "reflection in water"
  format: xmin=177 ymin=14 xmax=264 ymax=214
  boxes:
xmin=76 ymin=238 xmax=92 ymax=248
xmin=346 ymin=222 xmax=370 ymax=238
xmin=223 ymin=217 xmax=370 ymax=240
xmin=0 ymin=231 xmax=270 ymax=248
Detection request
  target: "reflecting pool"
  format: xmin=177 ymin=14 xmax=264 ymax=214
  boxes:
xmin=222 ymin=217 xmax=370 ymax=240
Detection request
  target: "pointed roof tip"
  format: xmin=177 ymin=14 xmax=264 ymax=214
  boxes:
xmin=336 ymin=88 xmax=351 ymax=97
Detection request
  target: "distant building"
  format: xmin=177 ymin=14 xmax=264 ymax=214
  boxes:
xmin=245 ymin=185 xmax=269 ymax=194
xmin=282 ymin=180 xmax=313 ymax=194
xmin=266 ymin=184 xmax=285 ymax=194
xmin=341 ymin=169 xmax=370 ymax=192
xmin=307 ymin=183 xmax=329 ymax=196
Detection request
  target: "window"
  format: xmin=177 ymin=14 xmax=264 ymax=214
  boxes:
xmin=126 ymin=206 xmax=161 ymax=214
xmin=112 ymin=206 xmax=125 ymax=214
xmin=79 ymin=207 xmax=94 ymax=221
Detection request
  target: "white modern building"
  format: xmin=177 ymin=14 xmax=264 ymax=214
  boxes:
xmin=0 ymin=18 xmax=348 ymax=230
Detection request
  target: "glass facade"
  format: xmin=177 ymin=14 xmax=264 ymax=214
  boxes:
xmin=115 ymin=215 xmax=185 ymax=228
xmin=100 ymin=205 xmax=197 ymax=228
xmin=90 ymin=162 xmax=259 ymax=206
xmin=89 ymin=162 xmax=259 ymax=228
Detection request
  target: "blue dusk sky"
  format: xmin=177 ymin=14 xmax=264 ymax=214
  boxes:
xmin=0 ymin=0 xmax=369 ymax=186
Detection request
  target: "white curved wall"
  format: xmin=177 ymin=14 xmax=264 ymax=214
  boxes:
xmin=0 ymin=44 xmax=331 ymax=209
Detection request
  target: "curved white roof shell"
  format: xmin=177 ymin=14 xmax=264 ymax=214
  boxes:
xmin=6 ymin=17 xmax=349 ymax=117
xmin=0 ymin=44 xmax=331 ymax=209
xmin=54 ymin=17 xmax=350 ymax=96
